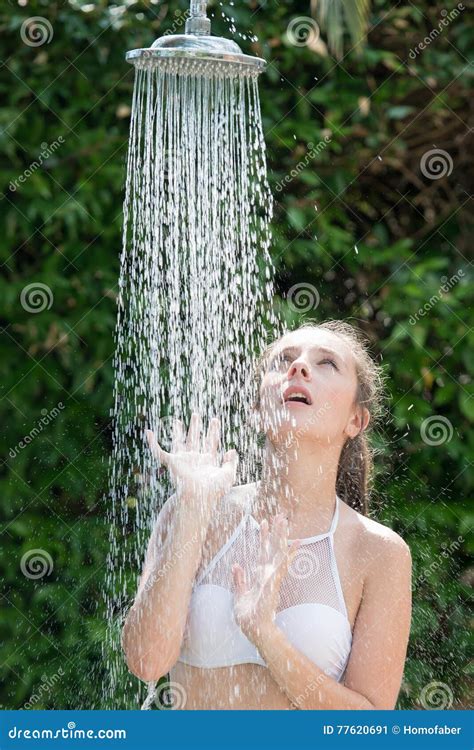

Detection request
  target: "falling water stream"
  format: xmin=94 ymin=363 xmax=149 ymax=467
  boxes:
xmin=102 ymin=64 xmax=281 ymax=708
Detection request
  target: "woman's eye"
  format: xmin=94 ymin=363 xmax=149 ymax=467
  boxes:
xmin=319 ymin=358 xmax=338 ymax=370
xmin=271 ymin=355 xmax=291 ymax=369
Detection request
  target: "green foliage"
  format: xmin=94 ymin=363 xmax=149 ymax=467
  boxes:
xmin=0 ymin=0 xmax=471 ymax=710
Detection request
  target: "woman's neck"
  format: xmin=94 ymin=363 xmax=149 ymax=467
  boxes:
xmin=256 ymin=437 xmax=342 ymax=532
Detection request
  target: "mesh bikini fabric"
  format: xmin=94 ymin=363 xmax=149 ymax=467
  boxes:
xmin=176 ymin=494 xmax=353 ymax=682
xmin=192 ymin=515 xmax=344 ymax=616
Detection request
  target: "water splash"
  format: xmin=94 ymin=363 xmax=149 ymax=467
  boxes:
xmin=102 ymin=67 xmax=279 ymax=708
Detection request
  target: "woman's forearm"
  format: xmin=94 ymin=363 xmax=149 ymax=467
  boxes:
xmin=122 ymin=492 xmax=216 ymax=680
xmin=254 ymin=622 xmax=375 ymax=710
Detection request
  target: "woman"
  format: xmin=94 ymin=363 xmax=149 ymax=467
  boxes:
xmin=121 ymin=320 xmax=412 ymax=709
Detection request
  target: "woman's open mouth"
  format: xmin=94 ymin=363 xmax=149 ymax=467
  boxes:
xmin=282 ymin=385 xmax=313 ymax=406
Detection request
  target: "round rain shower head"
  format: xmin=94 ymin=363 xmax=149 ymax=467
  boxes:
xmin=126 ymin=35 xmax=265 ymax=78
xmin=126 ymin=0 xmax=266 ymax=78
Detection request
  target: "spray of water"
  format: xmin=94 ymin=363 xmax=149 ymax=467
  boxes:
xmin=102 ymin=66 xmax=280 ymax=708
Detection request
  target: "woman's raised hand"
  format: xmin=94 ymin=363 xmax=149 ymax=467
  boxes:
xmin=145 ymin=412 xmax=238 ymax=505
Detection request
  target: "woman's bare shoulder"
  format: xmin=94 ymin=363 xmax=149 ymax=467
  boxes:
xmin=343 ymin=500 xmax=412 ymax=580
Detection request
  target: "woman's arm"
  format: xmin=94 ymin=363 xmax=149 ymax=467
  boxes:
xmin=121 ymin=414 xmax=238 ymax=683
xmin=252 ymin=534 xmax=412 ymax=710
xmin=121 ymin=489 xmax=218 ymax=682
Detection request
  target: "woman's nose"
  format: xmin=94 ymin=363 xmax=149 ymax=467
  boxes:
xmin=288 ymin=359 xmax=311 ymax=380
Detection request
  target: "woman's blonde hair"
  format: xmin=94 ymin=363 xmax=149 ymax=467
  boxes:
xmin=253 ymin=319 xmax=388 ymax=515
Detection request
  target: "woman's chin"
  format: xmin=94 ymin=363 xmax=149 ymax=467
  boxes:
xmin=281 ymin=403 xmax=316 ymax=424
xmin=264 ymin=404 xmax=318 ymax=439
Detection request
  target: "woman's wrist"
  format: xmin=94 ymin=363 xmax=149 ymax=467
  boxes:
xmin=176 ymin=481 xmax=229 ymax=506
xmin=245 ymin=618 xmax=279 ymax=651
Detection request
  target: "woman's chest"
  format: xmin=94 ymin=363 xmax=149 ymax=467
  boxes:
xmin=199 ymin=510 xmax=366 ymax=633
xmin=333 ymin=530 xmax=367 ymax=631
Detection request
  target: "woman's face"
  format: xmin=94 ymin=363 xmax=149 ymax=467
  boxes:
xmin=258 ymin=328 xmax=367 ymax=448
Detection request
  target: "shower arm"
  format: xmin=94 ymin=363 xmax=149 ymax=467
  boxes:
xmin=185 ymin=0 xmax=211 ymax=35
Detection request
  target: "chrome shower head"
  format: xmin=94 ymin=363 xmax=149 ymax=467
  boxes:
xmin=126 ymin=0 xmax=265 ymax=78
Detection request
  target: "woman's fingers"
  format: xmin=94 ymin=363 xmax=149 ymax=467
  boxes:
xmin=171 ymin=418 xmax=186 ymax=453
xmin=258 ymin=518 xmax=270 ymax=567
xmin=269 ymin=514 xmax=289 ymax=560
xmin=222 ymin=449 xmax=238 ymax=480
xmin=232 ymin=563 xmax=247 ymax=596
xmin=186 ymin=411 xmax=201 ymax=451
xmin=204 ymin=417 xmax=220 ymax=457
xmin=145 ymin=429 xmax=170 ymax=465
xmin=222 ymin=448 xmax=238 ymax=463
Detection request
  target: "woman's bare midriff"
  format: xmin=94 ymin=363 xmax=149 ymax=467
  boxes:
xmin=170 ymin=660 xmax=297 ymax=709
xmin=168 ymin=496 xmax=367 ymax=710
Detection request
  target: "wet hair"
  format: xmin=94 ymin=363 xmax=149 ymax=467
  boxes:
xmin=253 ymin=319 xmax=387 ymax=515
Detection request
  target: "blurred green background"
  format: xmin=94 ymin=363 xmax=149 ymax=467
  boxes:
xmin=0 ymin=0 xmax=472 ymax=710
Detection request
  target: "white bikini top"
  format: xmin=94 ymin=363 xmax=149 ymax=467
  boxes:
xmin=177 ymin=483 xmax=352 ymax=682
